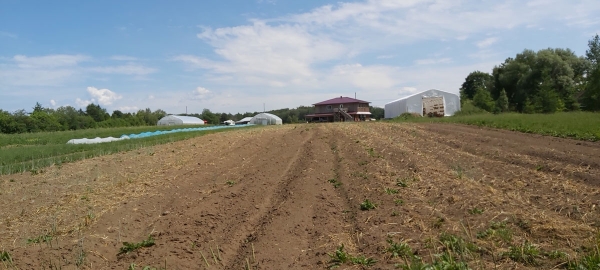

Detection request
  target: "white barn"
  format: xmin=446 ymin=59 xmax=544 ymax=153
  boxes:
xmin=249 ymin=113 xmax=282 ymax=125
xmin=384 ymin=89 xmax=460 ymax=118
xmin=157 ymin=115 xmax=205 ymax=126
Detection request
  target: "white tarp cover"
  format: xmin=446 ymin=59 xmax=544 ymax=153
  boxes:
xmin=157 ymin=115 xmax=205 ymax=126
xmin=384 ymin=89 xmax=460 ymax=118
xmin=67 ymin=136 xmax=130 ymax=144
xmin=249 ymin=113 xmax=283 ymax=125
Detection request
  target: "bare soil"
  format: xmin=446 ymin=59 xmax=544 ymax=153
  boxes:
xmin=1 ymin=122 xmax=599 ymax=269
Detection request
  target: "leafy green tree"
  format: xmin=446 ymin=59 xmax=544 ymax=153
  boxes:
xmin=86 ymin=103 xmax=109 ymax=122
xmin=0 ymin=110 xmax=18 ymax=133
xmin=586 ymin=34 xmax=600 ymax=68
xmin=534 ymin=81 xmax=563 ymax=113
xmin=472 ymin=88 xmax=495 ymax=112
xmin=30 ymin=109 xmax=62 ymax=132
xmin=492 ymin=48 xmax=586 ymax=112
xmin=112 ymin=110 xmax=124 ymax=119
xmin=219 ymin=113 xmax=229 ymax=123
xmin=582 ymin=67 xmax=600 ymax=111
xmin=201 ymin=109 xmax=219 ymax=124
xmin=496 ymin=89 xmax=509 ymax=112
xmin=460 ymin=71 xmax=493 ymax=101
xmin=369 ymin=106 xmax=384 ymax=120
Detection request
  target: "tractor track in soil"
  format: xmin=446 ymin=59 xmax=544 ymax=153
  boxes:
xmin=1 ymin=122 xmax=600 ymax=269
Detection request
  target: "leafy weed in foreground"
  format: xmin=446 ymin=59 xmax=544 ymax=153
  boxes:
xmin=119 ymin=235 xmax=156 ymax=255
xmin=360 ymin=199 xmax=376 ymax=211
xmin=327 ymin=244 xmax=376 ymax=269
xmin=504 ymin=241 xmax=540 ymax=265
xmin=0 ymin=250 xmax=12 ymax=263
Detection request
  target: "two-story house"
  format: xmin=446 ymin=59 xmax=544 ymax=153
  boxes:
xmin=305 ymin=96 xmax=371 ymax=122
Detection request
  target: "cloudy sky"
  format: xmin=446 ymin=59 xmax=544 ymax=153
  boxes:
xmin=1 ymin=0 xmax=599 ymax=114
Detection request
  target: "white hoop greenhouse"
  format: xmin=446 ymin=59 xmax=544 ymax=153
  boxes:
xmin=249 ymin=113 xmax=282 ymax=125
xmin=157 ymin=115 xmax=205 ymax=126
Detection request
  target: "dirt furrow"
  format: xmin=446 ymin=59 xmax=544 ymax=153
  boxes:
xmin=3 ymin=122 xmax=600 ymax=269
xmin=419 ymin=123 xmax=600 ymax=184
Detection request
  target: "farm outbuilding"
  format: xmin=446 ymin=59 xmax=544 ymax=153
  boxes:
xmin=235 ymin=117 xmax=253 ymax=125
xmin=384 ymin=89 xmax=460 ymax=118
xmin=157 ymin=115 xmax=205 ymax=126
xmin=249 ymin=113 xmax=282 ymax=125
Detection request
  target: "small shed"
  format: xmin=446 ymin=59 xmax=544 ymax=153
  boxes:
xmin=384 ymin=89 xmax=460 ymax=118
xmin=157 ymin=115 xmax=205 ymax=126
xmin=249 ymin=113 xmax=282 ymax=125
xmin=235 ymin=117 xmax=253 ymax=125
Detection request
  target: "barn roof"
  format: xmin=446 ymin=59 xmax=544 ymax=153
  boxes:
xmin=314 ymin=96 xmax=370 ymax=105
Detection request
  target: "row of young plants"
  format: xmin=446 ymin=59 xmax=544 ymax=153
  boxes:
xmin=326 ymin=140 xmax=600 ymax=269
xmin=391 ymin=111 xmax=600 ymax=141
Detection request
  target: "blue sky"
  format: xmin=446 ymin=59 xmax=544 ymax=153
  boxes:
xmin=1 ymin=0 xmax=599 ymax=114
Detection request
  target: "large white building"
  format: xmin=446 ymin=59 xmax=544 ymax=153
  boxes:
xmin=157 ymin=115 xmax=205 ymax=126
xmin=384 ymin=89 xmax=460 ymax=118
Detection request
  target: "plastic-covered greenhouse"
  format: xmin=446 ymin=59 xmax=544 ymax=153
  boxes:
xmin=249 ymin=113 xmax=282 ymax=125
xmin=157 ymin=115 xmax=205 ymax=126
xmin=384 ymin=89 xmax=460 ymax=118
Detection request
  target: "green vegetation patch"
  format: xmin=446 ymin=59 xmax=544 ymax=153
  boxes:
xmin=119 ymin=235 xmax=155 ymax=255
xmin=0 ymin=125 xmax=252 ymax=175
xmin=391 ymin=112 xmax=600 ymax=141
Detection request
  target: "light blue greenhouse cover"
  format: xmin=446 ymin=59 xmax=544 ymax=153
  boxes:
xmin=67 ymin=124 xmax=254 ymax=144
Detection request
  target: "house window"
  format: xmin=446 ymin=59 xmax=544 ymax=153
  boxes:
xmin=326 ymin=105 xmax=332 ymax=110
xmin=340 ymin=104 xmax=344 ymax=108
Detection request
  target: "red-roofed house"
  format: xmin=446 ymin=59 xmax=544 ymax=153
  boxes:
xmin=305 ymin=96 xmax=371 ymax=122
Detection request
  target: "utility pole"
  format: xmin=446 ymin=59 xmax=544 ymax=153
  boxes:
xmin=263 ymin=103 xmax=265 ymax=113
xmin=186 ymin=106 xmax=187 ymax=115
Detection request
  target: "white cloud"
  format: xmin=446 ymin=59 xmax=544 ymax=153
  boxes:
xmin=0 ymin=68 xmax=78 ymax=86
xmin=50 ymin=99 xmax=56 ymax=107
xmin=88 ymin=64 xmax=156 ymax=75
xmin=13 ymin=54 xmax=89 ymax=69
xmin=0 ymin=31 xmax=17 ymax=39
xmin=75 ymin=98 xmax=92 ymax=108
xmin=190 ymin=87 xmax=214 ymax=100
xmin=86 ymin=87 xmax=122 ymax=105
xmin=376 ymin=54 xmax=395 ymax=59
xmin=414 ymin=57 xmax=452 ymax=65
xmin=329 ymin=63 xmax=398 ymax=90
xmin=175 ymin=21 xmax=346 ymax=87
xmin=118 ymin=106 xmax=139 ymax=112
xmin=400 ymin=87 xmax=418 ymax=94
xmin=110 ymin=55 xmax=137 ymax=61
xmin=476 ymin=37 xmax=499 ymax=48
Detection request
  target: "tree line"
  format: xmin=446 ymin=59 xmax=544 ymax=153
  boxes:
xmin=460 ymin=34 xmax=600 ymax=113
xmin=0 ymin=100 xmax=386 ymax=134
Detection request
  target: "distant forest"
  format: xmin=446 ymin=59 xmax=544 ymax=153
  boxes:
xmin=0 ymin=102 xmax=385 ymax=134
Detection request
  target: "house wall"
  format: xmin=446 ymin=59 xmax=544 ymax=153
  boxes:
xmin=314 ymin=103 xmax=369 ymax=113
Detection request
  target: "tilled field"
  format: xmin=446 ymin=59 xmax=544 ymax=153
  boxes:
xmin=1 ymin=122 xmax=599 ymax=269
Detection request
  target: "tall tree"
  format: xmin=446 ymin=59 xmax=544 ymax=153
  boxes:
xmin=86 ymin=103 xmax=109 ymax=122
xmin=586 ymin=34 xmax=600 ymax=68
xmin=472 ymin=88 xmax=495 ymax=112
xmin=582 ymin=68 xmax=600 ymax=111
xmin=492 ymin=48 xmax=587 ymax=112
xmin=496 ymin=89 xmax=509 ymax=112
xmin=460 ymin=71 xmax=493 ymax=101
